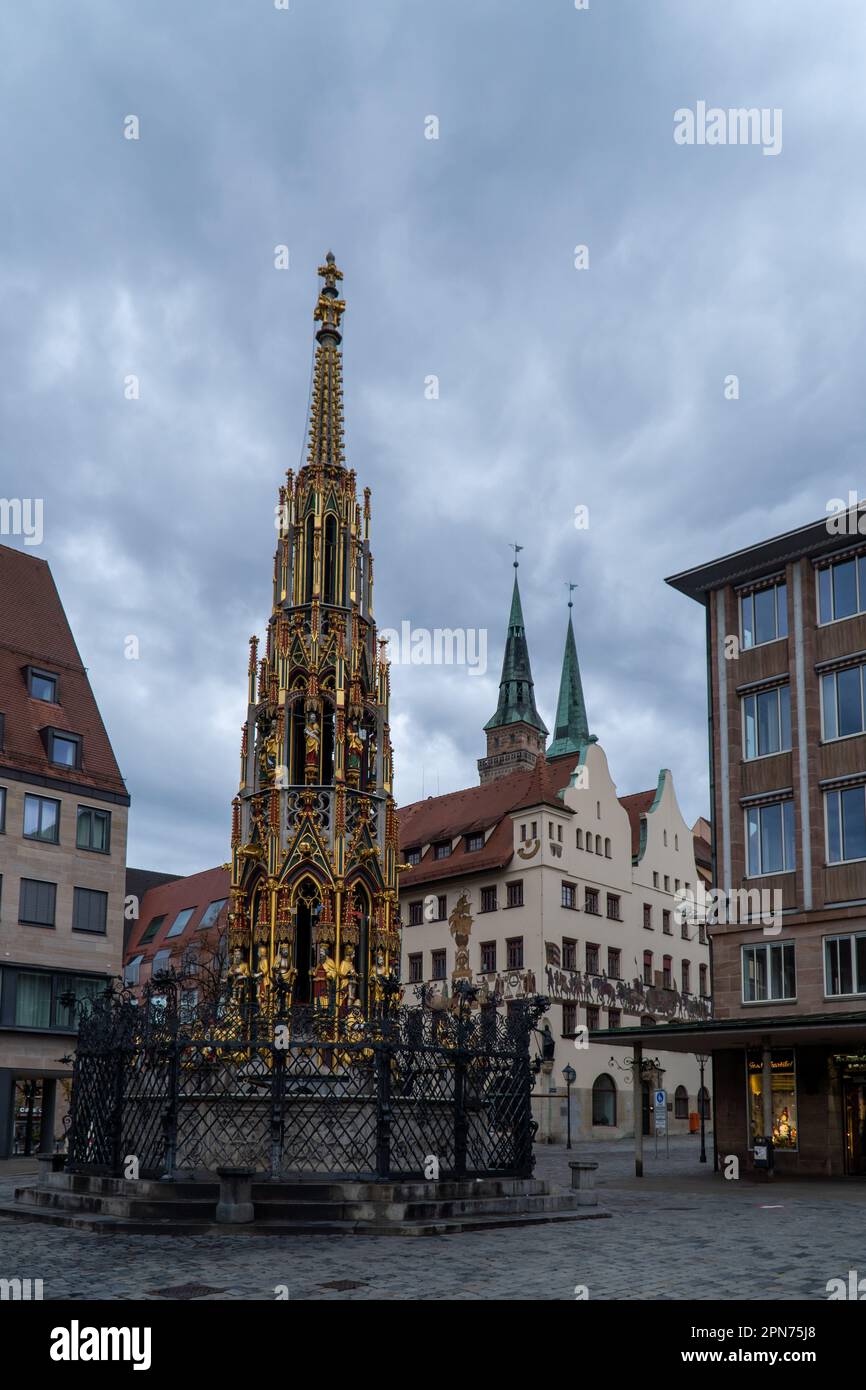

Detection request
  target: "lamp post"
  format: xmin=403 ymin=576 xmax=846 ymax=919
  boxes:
xmin=562 ymin=1064 xmax=576 ymax=1150
xmin=695 ymin=1053 xmax=710 ymax=1164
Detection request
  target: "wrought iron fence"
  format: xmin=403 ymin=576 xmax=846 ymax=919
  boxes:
xmin=63 ymin=977 xmax=547 ymax=1181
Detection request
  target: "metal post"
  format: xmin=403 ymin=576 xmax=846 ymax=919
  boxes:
xmin=633 ymin=1043 xmax=643 ymax=1178
xmin=698 ymin=1055 xmax=708 ymax=1164
xmin=566 ymin=1075 xmax=573 ymax=1150
xmin=375 ymin=1042 xmax=392 ymax=1179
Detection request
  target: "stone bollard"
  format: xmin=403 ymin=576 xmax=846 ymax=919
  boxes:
xmin=36 ymin=1152 xmax=67 ymax=1186
xmin=568 ymin=1160 xmax=599 ymax=1206
xmin=215 ymin=1166 xmax=256 ymax=1224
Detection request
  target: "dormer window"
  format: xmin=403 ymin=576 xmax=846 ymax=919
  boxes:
xmin=46 ymin=728 xmax=82 ymax=769
xmin=465 ymin=832 xmax=484 ymax=853
xmin=433 ymin=841 xmax=452 ymax=861
xmin=405 ymin=848 xmax=421 ymax=866
xmin=28 ymin=667 xmax=59 ymax=702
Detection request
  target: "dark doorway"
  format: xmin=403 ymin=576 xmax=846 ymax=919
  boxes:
xmin=293 ymin=896 xmax=316 ymax=1004
xmin=13 ymin=1080 xmax=43 ymax=1155
xmin=844 ymin=1080 xmax=866 ymax=1175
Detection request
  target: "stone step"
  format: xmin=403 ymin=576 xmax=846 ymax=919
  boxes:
xmin=0 ymin=1200 xmax=606 ymax=1237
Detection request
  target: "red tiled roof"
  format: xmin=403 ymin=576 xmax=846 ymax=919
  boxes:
xmin=618 ymin=789 xmax=656 ymax=859
xmin=0 ymin=545 xmax=127 ymax=797
xmin=125 ymin=864 xmax=230 ymax=964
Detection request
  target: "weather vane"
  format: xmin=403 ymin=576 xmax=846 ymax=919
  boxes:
xmin=566 ymin=581 xmax=578 ymax=608
xmin=511 ymin=542 xmax=523 ymax=569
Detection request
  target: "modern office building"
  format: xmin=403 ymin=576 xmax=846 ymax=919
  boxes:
xmin=601 ymin=509 xmax=866 ymax=1176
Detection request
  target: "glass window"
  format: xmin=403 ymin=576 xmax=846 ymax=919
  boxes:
xmin=585 ymin=889 xmax=599 ymax=914
xmin=76 ymin=806 xmax=111 ymax=852
xmin=49 ymin=733 xmax=80 ymax=768
xmin=563 ymin=938 xmax=577 ymax=970
xmin=822 ymin=665 xmax=866 ymax=741
xmin=480 ymin=942 xmax=496 ymax=973
xmin=124 ymin=955 xmax=144 ymax=986
xmin=152 ymin=949 xmax=172 ymax=975
xmin=433 ymin=842 xmax=451 ymax=860
xmin=826 ymin=786 xmax=866 ymax=864
xmin=0 ymin=785 xmax=5 ymax=832
xmin=818 ymin=557 xmax=866 ymax=624
xmin=29 ymin=669 xmax=58 ymax=702
xmin=23 ymin=794 xmax=60 ymax=843
xmin=408 ymin=952 xmax=423 ymax=983
xmin=480 ymin=887 xmax=497 ymax=913
xmin=743 ymin=685 xmax=791 ymax=759
xmin=747 ymin=1050 xmax=798 ymax=1150
xmin=19 ymin=878 xmax=56 ymax=927
xmin=674 ymin=1085 xmax=689 ymax=1119
xmin=825 ymin=932 xmax=866 ymax=996
xmin=607 ymin=893 xmax=621 ymax=920
xmin=608 ymin=947 xmax=621 ymax=978
xmin=506 ymin=881 xmax=523 ymax=908
xmin=742 ymin=942 xmax=796 ymax=1002
xmin=54 ymin=975 xmax=104 ymax=1028
xmin=465 ymin=833 xmax=484 ymax=853
xmin=139 ymin=913 xmax=166 ymax=945
xmin=199 ymin=897 xmax=227 ymax=929
xmin=561 ymin=882 xmax=576 ymax=910
xmin=506 ymin=937 xmax=523 ymax=969
xmin=431 ymin=949 xmax=446 ymax=980
xmin=166 ymin=907 xmax=193 ymax=938
xmin=746 ymin=800 xmax=796 ymax=875
xmin=14 ymin=972 xmax=52 ymax=1027
xmin=72 ymin=887 xmax=107 ymax=934
xmin=405 ymin=848 xmax=421 ymax=866
xmin=741 ymin=583 xmax=787 ymax=649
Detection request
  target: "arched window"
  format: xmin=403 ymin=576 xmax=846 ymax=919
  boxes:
xmin=674 ymin=1084 xmax=689 ymax=1119
xmin=592 ymin=1074 xmax=617 ymax=1127
xmin=699 ymin=1086 xmax=711 ymax=1119
xmin=595 ymin=835 xmax=602 ymax=854
xmin=675 ymin=833 xmax=679 ymax=851
xmin=604 ymin=837 xmax=611 ymax=858
xmin=576 ymin=828 xmax=583 ymax=849
xmin=304 ymin=514 xmax=315 ymax=601
xmin=586 ymin=836 xmax=593 ymax=854
xmin=322 ymin=514 xmax=338 ymax=605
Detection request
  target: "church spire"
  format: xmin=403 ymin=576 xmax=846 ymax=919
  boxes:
xmin=478 ymin=550 xmax=548 ymax=784
xmin=547 ymin=585 xmax=593 ymax=760
xmin=307 ymin=251 xmax=346 ymax=470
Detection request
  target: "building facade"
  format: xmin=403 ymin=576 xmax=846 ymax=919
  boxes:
xmin=123 ymin=864 xmax=230 ymax=1012
xmin=399 ymin=580 xmax=711 ymax=1142
xmin=609 ymin=511 xmax=866 ymax=1177
xmin=0 ymin=545 xmax=129 ymax=1156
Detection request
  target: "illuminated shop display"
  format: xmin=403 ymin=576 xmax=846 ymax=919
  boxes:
xmin=747 ymin=1049 xmax=798 ymax=1150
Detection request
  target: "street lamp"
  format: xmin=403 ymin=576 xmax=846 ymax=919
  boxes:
xmin=562 ymin=1064 xmax=576 ymax=1150
xmin=695 ymin=1053 xmax=710 ymax=1164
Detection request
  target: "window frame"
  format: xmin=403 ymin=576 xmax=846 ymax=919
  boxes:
xmin=76 ymin=805 xmax=111 ymax=854
xmin=817 ymin=555 xmax=866 ymax=627
xmin=27 ymin=666 xmax=59 ymax=703
xmin=824 ymin=930 xmax=866 ymax=998
xmin=742 ymin=684 xmax=792 ymax=760
xmin=740 ymin=581 xmax=788 ymax=649
xmin=72 ymin=886 xmax=108 ymax=936
xmin=824 ymin=785 xmax=866 ymax=866
xmin=741 ymin=940 xmax=797 ymax=1004
xmin=745 ymin=799 xmax=796 ymax=876
xmin=46 ymin=728 xmax=82 ymax=770
xmin=18 ymin=877 xmax=57 ymax=929
xmin=23 ymin=793 xmax=61 ymax=845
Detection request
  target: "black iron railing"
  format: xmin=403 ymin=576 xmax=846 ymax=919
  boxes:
xmin=63 ymin=976 xmax=547 ymax=1182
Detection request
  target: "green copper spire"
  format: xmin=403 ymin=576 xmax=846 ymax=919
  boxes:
xmin=484 ymin=554 xmax=548 ymax=737
xmin=547 ymin=588 xmax=592 ymax=759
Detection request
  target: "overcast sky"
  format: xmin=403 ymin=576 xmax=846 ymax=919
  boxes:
xmin=1 ymin=0 xmax=858 ymax=874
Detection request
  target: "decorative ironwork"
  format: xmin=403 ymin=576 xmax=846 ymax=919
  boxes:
xmin=64 ymin=976 xmax=547 ymax=1183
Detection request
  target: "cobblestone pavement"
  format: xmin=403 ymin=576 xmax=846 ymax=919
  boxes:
xmin=0 ymin=1137 xmax=863 ymax=1300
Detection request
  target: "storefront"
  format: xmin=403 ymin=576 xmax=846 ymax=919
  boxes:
xmin=591 ymin=1010 xmax=866 ymax=1179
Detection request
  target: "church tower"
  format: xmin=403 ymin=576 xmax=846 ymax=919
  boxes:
xmin=227 ymin=254 xmax=401 ymax=1016
xmin=477 ymin=558 xmax=548 ymax=784
xmin=546 ymin=591 xmax=594 ymax=759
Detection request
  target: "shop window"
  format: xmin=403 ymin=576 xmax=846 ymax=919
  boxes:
xmin=592 ymin=1073 xmax=617 ymax=1126
xmin=747 ymin=1049 xmax=798 ymax=1150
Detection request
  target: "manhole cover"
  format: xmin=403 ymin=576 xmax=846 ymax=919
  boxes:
xmin=318 ymin=1279 xmax=368 ymax=1292
xmin=148 ymin=1283 xmax=227 ymax=1300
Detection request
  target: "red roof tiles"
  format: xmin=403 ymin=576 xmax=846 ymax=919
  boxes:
xmin=0 ymin=545 xmax=127 ymax=797
xmin=126 ymin=864 xmax=230 ymax=965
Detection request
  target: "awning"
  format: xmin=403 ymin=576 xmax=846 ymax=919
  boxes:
xmin=590 ymin=1010 xmax=866 ymax=1053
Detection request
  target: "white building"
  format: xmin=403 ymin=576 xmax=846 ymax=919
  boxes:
xmin=397 ymin=576 xmax=712 ymax=1143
